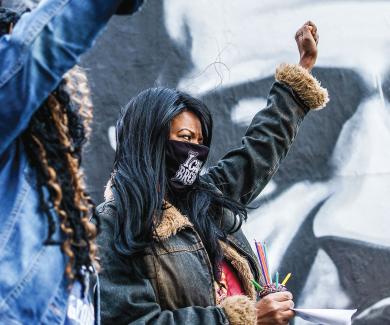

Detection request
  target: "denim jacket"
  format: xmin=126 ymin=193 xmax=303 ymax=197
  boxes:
xmin=96 ymin=75 xmax=329 ymax=324
xmin=0 ymin=1 xmax=139 ymax=324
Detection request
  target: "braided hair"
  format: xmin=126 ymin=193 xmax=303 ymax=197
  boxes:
xmin=1 ymin=7 xmax=98 ymax=282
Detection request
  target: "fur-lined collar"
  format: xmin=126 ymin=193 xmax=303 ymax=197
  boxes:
xmin=154 ymin=203 xmax=193 ymax=240
xmin=104 ymin=179 xmax=256 ymax=299
xmin=219 ymin=240 xmax=257 ymax=300
xmin=155 ymin=205 xmax=257 ymax=299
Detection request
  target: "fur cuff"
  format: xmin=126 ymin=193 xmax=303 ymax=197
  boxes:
xmin=220 ymin=295 xmax=256 ymax=325
xmin=275 ymin=63 xmax=329 ymax=110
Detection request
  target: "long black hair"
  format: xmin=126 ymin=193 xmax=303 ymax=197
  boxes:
xmin=1 ymin=7 xmax=98 ymax=281
xmin=111 ymin=87 xmax=247 ymax=278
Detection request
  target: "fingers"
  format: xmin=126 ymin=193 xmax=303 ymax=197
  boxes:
xmin=295 ymin=25 xmax=318 ymax=49
xmin=275 ymin=303 xmax=295 ymax=324
xmin=281 ymin=309 xmax=295 ymax=321
xmin=295 ymin=25 xmax=312 ymax=42
xmin=305 ymin=20 xmax=317 ymax=34
xmin=302 ymin=25 xmax=314 ymax=40
xmin=279 ymin=299 xmax=294 ymax=311
xmin=314 ymin=32 xmax=319 ymax=45
xmin=266 ymin=291 xmax=293 ymax=302
xmin=296 ymin=21 xmax=318 ymax=40
xmin=295 ymin=28 xmax=303 ymax=41
xmin=267 ymin=311 xmax=294 ymax=325
xmin=308 ymin=27 xmax=319 ymax=45
xmin=255 ymin=303 xmax=295 ymax=325
xmin=305 ymin=20 xmax=319 ymax=44
xmin=256 ymin=295 xmax=295 ymax=325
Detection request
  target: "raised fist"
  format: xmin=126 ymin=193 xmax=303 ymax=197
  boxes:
xmin=295 ymin=21 xmax=319 ymax=71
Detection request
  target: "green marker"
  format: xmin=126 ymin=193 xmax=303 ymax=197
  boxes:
xmin=251 ymin=279 xmax=263 ymax=291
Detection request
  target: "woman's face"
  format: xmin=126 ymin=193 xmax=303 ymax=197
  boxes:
xmin=169 ymin=110 xmax=204 ymax=145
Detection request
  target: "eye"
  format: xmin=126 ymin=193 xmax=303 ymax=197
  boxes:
xmin=180 ymin=134 xmax=192 ymax=141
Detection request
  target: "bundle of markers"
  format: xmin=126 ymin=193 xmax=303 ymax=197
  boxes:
xmin=251 ymin=240 xmax=292 ymax=299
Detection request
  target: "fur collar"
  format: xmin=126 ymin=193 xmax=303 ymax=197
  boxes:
xmin=154 ymin=203 xmax=256 ymax=299
xmin=154 ymin=203 xmax=193 ymax=240
xmin=154 ymin=205 xmax=256 ymax=299
xmin=105 ymin=179 xmax=256 ymax=298
xmin=219 ymin=240 xmax=257 ymax=300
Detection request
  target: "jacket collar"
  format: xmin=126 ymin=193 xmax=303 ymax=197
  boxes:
xmin=155 ymin=204 xmax=256 ymax=300
xmin=154 ymin=203 xmax=193 ymax=240
xmin=104 ymin=179 xmax=256 ymax=299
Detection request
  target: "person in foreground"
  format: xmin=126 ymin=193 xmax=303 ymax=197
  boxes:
xmin=97 ymin=21 xmax=328 ymax=324
xmin=0 ymin=1 xmax=142 ymax=324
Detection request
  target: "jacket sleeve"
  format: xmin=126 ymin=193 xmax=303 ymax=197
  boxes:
xmin=0 ymin=0 xmax=129 ymax=155
xmin=204 ymin=64 xmax=329 ymax=206
xmin=99 ymin=262 xmax=229 ymax=324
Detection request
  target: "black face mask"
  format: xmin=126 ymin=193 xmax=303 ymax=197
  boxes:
xmin=166 ymin=140 xmax=209 ymax=190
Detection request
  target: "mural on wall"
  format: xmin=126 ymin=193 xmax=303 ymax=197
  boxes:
xmin=5 ymin=0 xmax=390 ymax=323
xmin=157 ymin=2 xmax=390 ymax=324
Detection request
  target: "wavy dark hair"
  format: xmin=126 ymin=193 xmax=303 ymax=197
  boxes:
xmin=1 ymin=8 xmax=98 ymax=282
xmin=111 ymin=87 xmax=247 ymax=279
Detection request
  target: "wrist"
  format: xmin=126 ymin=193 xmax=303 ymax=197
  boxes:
xmin=299 ymin=57 xmax=315 ymax=72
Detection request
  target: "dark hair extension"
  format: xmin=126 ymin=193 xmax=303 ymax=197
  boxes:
xmin=112 ymin=87 xmax=247 ymax=279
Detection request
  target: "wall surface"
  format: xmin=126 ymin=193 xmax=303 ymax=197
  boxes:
xmin=7 ymin=0 xmax=390 ymax=323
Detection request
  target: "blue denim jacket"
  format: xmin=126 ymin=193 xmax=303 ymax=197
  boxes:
xmin=0 ymin=0 xmax=137 ymax=323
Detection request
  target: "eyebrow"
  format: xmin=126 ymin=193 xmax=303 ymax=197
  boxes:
xmin=177 ymin=128 xmax=203 ymax=142
xmin=177 ymin=128 xmax=195 ymax=135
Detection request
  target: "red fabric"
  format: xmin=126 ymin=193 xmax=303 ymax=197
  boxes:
xmin=220 ymin=260 xmax=244 ymax=296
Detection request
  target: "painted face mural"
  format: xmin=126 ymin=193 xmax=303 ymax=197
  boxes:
xmin=9 ymin=0 xmax=390 ymax=323
xmin=159 ymin=5 xmax=390 ymax=324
